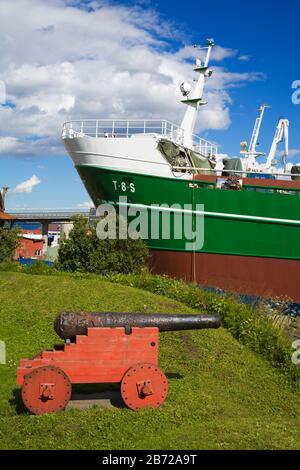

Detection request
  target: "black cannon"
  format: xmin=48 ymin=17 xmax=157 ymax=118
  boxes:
xmin=54 ymin=311 xmax=222 ymax=339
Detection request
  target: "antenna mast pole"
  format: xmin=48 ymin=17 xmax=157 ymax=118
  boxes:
xmin=180 ymin=39 xmax=214 ymax=148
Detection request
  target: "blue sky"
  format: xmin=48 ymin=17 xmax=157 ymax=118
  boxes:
xmin=1 ymin=0 xmax=300 ymax=209
xmin=152 ymin=0 xmax=300 ymax=156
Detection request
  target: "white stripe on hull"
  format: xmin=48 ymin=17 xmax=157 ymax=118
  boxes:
xmin=115 ymin=201 xmax=300 ymax=226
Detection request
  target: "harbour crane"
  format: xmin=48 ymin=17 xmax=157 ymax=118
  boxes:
xmin=241 ymin=104 xmax=270 ymax=170
xmin=266 ymin=118 xmax=289 ymax=171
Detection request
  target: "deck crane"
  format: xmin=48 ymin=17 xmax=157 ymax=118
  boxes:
xmin=266 ymin=118 xmax=289 ymax=172
xmin=241 ymin=104 xmax=270 ymax=170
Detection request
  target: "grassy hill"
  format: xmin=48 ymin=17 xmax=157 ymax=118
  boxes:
xmin=0 ymin=271 xmax=299 ymax=450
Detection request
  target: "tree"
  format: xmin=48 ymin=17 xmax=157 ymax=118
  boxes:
xmin=57 ymin=215 xmax=148 ymax=275
xmin=0 ymin=227 xmax=19 ymax=263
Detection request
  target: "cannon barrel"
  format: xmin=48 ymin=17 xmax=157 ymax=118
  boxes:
xmin=54 ymin=312 xmax=222 ymax=339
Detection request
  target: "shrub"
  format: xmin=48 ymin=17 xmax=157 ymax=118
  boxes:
xmin=0 ymin=260 xmax=24 ymax=273
xmin=0 ymin=227 xmax=19 ymax=262
xmin=57 ymin=215 xmax=148 ymax=275
xmin=25 ymin=260 xmax=56 ymax=276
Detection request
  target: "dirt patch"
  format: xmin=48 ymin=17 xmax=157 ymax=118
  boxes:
xmin=67 ymin=391 xmax=124 ymax=410
xmin=178 ymin=333 xmax=199 ymax=357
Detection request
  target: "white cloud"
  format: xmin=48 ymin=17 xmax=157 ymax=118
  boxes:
xmin=77 ymin=201 xmax=94 ymax=209
xmin=0 ymin=137 xmax=22 ymax=153
xmin=12 ymin=175 xmax=41 ymax=193
xmin=211 ymin=46 xmax=238 ymax=62
xmin=197 ymin=91 xmax=232 ymax=132
xmin=0 ymin=0 xmax=264 ymax=158
xmin=238 ymin=55 xmax=250 ymax=61
xmin=276 ymin=148 xmax=300 ymax=158
xmin=174 ymin=45 xmax=237 ymax=62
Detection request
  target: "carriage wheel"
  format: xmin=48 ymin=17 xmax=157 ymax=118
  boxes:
xmin=121 ymin=363 xmax=168 ymax=411
xmin=22 ymin=365 xmax=72 ymax=415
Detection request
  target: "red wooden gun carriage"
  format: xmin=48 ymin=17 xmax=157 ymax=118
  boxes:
xmin=17 ymin=311 xmax=221 ymax=415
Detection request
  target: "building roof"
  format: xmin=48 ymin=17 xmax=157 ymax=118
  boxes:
xmin=20 ymin=233 xmax=44 ymax=241
xmin=0 ymin=211 xmax=16 ymax=220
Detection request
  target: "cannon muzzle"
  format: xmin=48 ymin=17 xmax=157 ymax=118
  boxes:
xmin=54 ymin=312 xmax=222 ymax=339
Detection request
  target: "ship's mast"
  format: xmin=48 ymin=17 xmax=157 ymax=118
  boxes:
xmin=180 ymin=39 xmax=214 ymax=148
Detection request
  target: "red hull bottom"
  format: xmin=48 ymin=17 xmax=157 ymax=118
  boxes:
xmin=150 ymin=251 xmax=300 ymax=302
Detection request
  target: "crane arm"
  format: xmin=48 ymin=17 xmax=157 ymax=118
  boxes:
xmin=249 ymin=105 xmax=270 ymax=154
xmin=244 ymin=104 xmax=270 ymax=170
xmin=266 ymin=119 xmax=289 ymax=169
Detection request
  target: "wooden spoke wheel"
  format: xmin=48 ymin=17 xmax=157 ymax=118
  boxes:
xmin=22 ymin=365 xmax=72 ymax=415
xmin=121 ymin=363 xmax=168 ymax=411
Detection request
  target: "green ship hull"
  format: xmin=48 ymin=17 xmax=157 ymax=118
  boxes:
xmin=77 ymin=164 xmax=300 ymax=301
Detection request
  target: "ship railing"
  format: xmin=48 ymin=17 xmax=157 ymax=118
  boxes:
xmin=62 ymin=119 xmax=219 ymax=155
xmin=62 ymin=119 xmax=185 ymax=144
xmin=192 ymin=138 xmax=218 ymax=158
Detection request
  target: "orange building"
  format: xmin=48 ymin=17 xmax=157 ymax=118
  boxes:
xmin=14 ymin=228 xmax=45 ymax=260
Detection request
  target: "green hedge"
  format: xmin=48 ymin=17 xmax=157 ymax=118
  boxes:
xmin=57 ymin=215 xmax=148 ymax=275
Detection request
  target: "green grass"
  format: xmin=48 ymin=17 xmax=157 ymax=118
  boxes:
xmin=0 ymin=271 xmax=300 ymax=450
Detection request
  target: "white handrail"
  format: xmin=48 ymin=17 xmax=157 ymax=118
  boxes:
xmin=62 ymin=118 xmax=218 ymax=156
xmin=62 ymin=119 xmax=184 ymax=142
